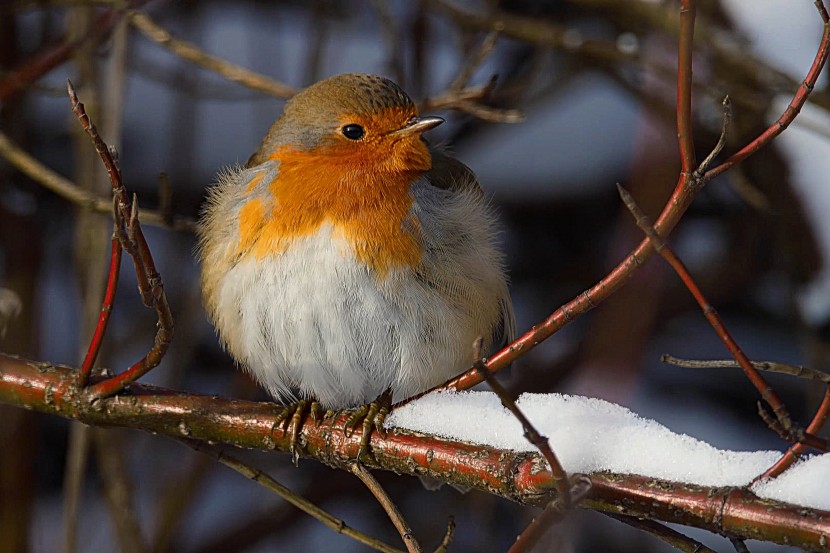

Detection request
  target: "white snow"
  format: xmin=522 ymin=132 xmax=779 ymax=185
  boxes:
xmin=753 ymin=454 xmax=830 ymax=510
xmin=386 ymin=391 xmax=829 ymax=510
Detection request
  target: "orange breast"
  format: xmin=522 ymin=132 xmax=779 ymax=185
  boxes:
xmin=236 ymin=142 xmax=428 ymax=277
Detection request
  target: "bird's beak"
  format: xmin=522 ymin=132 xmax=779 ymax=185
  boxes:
xmin=389 ymin=116 xmax=444 ymax=137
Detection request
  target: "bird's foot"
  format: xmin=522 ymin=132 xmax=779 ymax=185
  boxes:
xmin=342 ymin=390 xmax=392 ymax=463
xmin=273 ymin=398 xmax=324 ymax=465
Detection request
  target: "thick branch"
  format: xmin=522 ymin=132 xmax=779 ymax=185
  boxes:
xmin=1 ymin=353 xmax=829 ymax=551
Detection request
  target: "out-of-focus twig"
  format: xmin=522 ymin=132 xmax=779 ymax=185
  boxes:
xmin=186 ymin=441 xmax=405 ymax=553
xmin=604 ymin=513 xmax=718 ymax=553
xmin=128 ymin=10 xmax=297 ymax=98
xmin=423 ymin=77 xmax=523 ymax=122
xmin=471 ymin=337 xmax=587 ymax=553
xmin=662 ymin=354 xmax=830 ymax=383
xmin=351 ymin=464 xmax=422 ymax=553
xmin=509 ymin=477 xmax=591 ymax=553
xmin=0 ymin=130 xmax=197 ymax=232
xmin=94 ymin=430 xmax=151 ymax=553
xmin=0 ymin=8 xmax=119 ymax=101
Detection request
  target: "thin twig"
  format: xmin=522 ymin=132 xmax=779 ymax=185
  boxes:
xmin=61 ymin=424 xmax=91 ymax=553
xmin=352 ymin=464 xmax=423 ymax=553
xmin=704 ymin=1 xmax=830 ymax=180
xmin=423 ymin=78 xmax=524 ymax=122
xmin=94 ymin=430 xmax=151 ymax=553
xmin=694 ymin=95 xmax=731 ymax=177
xmin=616 ymin=183 xmax=826 ymax=455
xmin=449 ymin=31 xmax=499 ymax=91
xmin=508 ymin=477 xmax=591 ymax=553
xmin=676 ymin=0 xmax=697 ymax=174
xmin=0 ymin=7 xmax=120 ymax=101
xmin=78 ymin=198 xmax=123 ymax=386
xmin=432 ymin=517 xmax=455 ymax=553
xmin=661 ymin=354 xmax=830 ymax=383
xmin=128 ymin=10 xmax=297 ymax=98
xmin=67 ymin=80 xmax=175 ymax=399
xmin=186 ymin=441 xmax=404 ymax=553
xmin=762 ymin=386 xmax=830 ymax=479
xmin=471 ymin=338 xmax=575 ymax=506
xmin=605 ymin=513 xmax=718 ymax=553
xmin=730 ymin=537 xmax=751 ymax=553
xmin=0 ymin=130 xmax=197 ymax=232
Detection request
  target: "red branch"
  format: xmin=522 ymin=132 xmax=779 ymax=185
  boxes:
xmin=677 ymin=0 xmax=697 ymax=174
xmin=762 ymin=386 xmax=830 ymax=478
xmin=78 ymin=222 xmax=122 ymax=386
xmin=704 ymin=1 xmax=830 ymax=180
xmin=2 ymin=353 xmax=829 ymax=551
xmin=66 ymin=81 xmax=174 ymax=399
xmin=616 ymin=183 xmax=827 ymax=454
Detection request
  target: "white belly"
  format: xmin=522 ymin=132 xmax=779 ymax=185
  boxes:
xmin=205 ymin=175 xmax=511 ymax=409
xmin=217 ymin=225 xmax=486 ymax=408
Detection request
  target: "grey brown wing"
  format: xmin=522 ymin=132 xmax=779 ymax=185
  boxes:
xmin=428 ymin=146 xmax=515 ymax=355
xmin=427 ymin=146 xmax=482 ymax=195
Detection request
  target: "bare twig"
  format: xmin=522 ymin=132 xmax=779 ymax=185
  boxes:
xmin=128 ymin=10 xmax=297 ymax=98
xmin=94 ymin=430 xmax=151 ymax=553
xmin=352 ymin=464 xmax=422 ymax=553
xmin=661 ymin=354 xmax=830 ymax=383
xmin=694 ymin=95 xmax=731 ymax=176
xmin=730 ymin=537 xmax=751 ymax=553
xmin=67 ymin=80 xmax=175 ymax=399
xmin=433 ymin=517 xmax=455 ymax=553
xmin=616 ymin=183 xmax=826 ymax=454
xmin=423 ymin=77 xmax=524 ymax=122
xmin=0 ymin=130 xmax=197 ymax=232
xmin=604 ymin=513 xmax=718 ymax=553
xmin=472 ymin=340 xmax=571 ymax=503
xmin=676 ymin=0 xmax=697 ymax=174
xmin=0 ymin=8 xmax=120 ymax=101
xmin=186 ymin=441 xmax=405 ymax=553
xmin=78 ymin=198 xmax=122 ymax=386
xmin=449 ymin=31 xmax=499 ymax=91
xmin=762 ymin=387 xmax=830 ymax=479
xmin=704 ymin=1 xmax=830 ymax=180
xmin=509 ymin=477 xmax=591 ymax=553
xmin=61 ymin=424 xmax=91 ymax=553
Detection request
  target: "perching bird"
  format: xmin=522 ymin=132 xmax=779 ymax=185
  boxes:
xmin=197 ymin=73 xmax=514 ymax=453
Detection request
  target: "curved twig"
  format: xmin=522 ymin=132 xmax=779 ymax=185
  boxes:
xmin=351 ymin=463 xmax=422 ymax=553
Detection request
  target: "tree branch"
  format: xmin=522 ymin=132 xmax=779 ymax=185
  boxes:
xmin=2 ymin=353 xmax=829 ymax=551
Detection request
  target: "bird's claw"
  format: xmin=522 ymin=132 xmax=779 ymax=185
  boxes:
xmin=342 ymin=391 xmax=392 ymax=463
xmin=272 ymin=398 xmax=321 ymax=466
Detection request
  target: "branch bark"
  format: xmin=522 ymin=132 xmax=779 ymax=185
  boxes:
xmin=2 ymin=353 xmax=829 ymax=551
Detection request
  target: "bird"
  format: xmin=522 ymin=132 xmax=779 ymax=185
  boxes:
xmin=197 ymin=73 xmax=514 ymax=458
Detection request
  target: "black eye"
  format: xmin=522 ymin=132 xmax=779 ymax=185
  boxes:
xmin=341 ymin=124 xmax=365 ymax=140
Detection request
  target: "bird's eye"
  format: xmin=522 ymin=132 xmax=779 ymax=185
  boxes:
xmin=341 ymin=124 xmax=365 ymax=140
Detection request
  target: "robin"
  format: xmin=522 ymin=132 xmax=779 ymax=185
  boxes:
xmin=197 ymin=73 xmax=514 ymax=460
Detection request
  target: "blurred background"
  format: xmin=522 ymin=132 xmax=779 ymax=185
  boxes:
xmin=1 ymin=0 xmax=829 ymax=551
